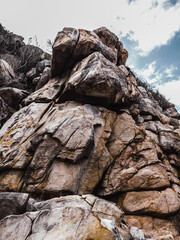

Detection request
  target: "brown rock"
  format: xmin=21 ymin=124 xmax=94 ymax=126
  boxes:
xmin=159 ymin=131 xmax=180 ymax=154
xmin=35 ymin=67 xmax=50 ymax=90
xmin=22 ymin=76 xmax=65 ymax=106
xmin=0 ymin=59 xmax=15 ymax=87
xmin=26 ymin=68 xmax=37 ymax=80
xmin=0 ymin=195 xmax=131 ymax=240
xmin=0 ymin=87 xmax=28 ymax=110
xmin=121 ymin=188 xmax=180 ymax=216
xmin=93 ymin=27 xmax=122 ymax=56
xmin=0 ymin=97 xmax=14 ymax=128
xmin=51 ymin=27 xmax=119 ymax=77
xmin=51 ymin=27 xmax=79 ymax=77
xmin=120 ymin=48 xmax=129 ymax=65
xmin=125 ymin=215 xmax=180 ymax=240
xmin=98 ymin=112 xmax=163 ymax=196
xmin=73 ymin=29 xmax=117 ymax=63
xmin=57 ymin=52 xmax=139 ymax=106
xmin=0 ymin=192 xmax=29 ymax=220
xmin=0 ymin=102 xmax=114 ymax=195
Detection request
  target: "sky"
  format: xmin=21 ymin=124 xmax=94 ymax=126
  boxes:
xmin=0 ymin=0 xmax=180 ymax=110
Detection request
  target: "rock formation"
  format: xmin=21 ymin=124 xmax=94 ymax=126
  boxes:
xmin=0 ymin=24 xmax=180 ymax=240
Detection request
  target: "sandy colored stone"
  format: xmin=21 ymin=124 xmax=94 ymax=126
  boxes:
xmin=125 ymin=215 xmax=180 ymax=240
xmin=51 ymin=27 xmax=118 ymax=77
xmin=57 ymin=52 xmax=139 ymax=107
xmin=98 ymin=132 xmax=161 ymax=195
xmin=159 ymin=131 xmax=180 ymax=154
xmin=122 ymin=188 xmax=180 ymax=216
xmin=22 ymin=76 xmax=65 ymax=106
xmin=0 ymin=102 xmax=115 ymax=195
xmin=0 ymin=169 xmax=23 ymax=191
xmin=0 ymin=195 xmax=131 ymax=240
xmin=0 ymin=214 xmax=32 ymax=240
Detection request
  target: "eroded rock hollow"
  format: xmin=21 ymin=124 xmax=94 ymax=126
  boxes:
xmin=0 ymin=25 xmax=180 ymax=240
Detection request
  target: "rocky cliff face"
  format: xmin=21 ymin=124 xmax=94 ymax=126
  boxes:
xmin=0 ymin=25 xmax=180 ymax=240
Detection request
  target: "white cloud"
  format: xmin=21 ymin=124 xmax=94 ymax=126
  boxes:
xmin=0 ymin=0 xmax=180 ymax=55
xmin=157 ymin=78 xmax=180 ymax=106
xmin=112 ymin=0 xmax=180 ymax=55
xmin=164 ymin=65 xmax=177 ymax=78
xmin=132 ymin=61 xmax=160 ymax=84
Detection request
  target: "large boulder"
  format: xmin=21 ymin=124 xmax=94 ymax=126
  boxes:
xmin=0 ymin=194 xmax=131 ymax=240
xmin=23 ymin=52 xmax=139 ymax=107
xmin=120 ymin=188 xmax=180 ymax=216
xmin=51 ymin=27 xmax=128 ymax=77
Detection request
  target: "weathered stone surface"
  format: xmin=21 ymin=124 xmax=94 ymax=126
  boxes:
xmin=1 ymin=25 xmax=180 ymax=239
xmin=36 ymin=59 xmax=51 ymax=74
xmin=0 ymin=97 xmax=14 ymax=128
xmin=0 ymin=102 xmax=51 ymax=169
xmin=159 ymin=131 xmax=180 ymax=154
xmin=22 ymin=76 xmax=64 ymax=105
xmin=134 ymin=86 xmax=166 ymax=121
xmin=0 ymin=192 xmax=29 ymax=220
xmin=0 ymin=102 xmax=114 ymax=195
xmin=73 ymin=29 xmax=117 ymax=63
xmin=0 ymin=214 xmax=32 ymax=240
xmin=18 ymin=45 xmax=44 ymax=72
xmin=121 ymin=188 xmax=180 ymax=216
xmin=51 ymin=27 xmax=120 ymax=77
xmin=98 ymin=112 xmax=164 ymax=195
xmin=24 ymin=52 xmax=139 ymax=107
xmin=0 ymin=59 xmax=15 ymax=87
xmin=26 ymin=67 xmax=37 ymax=80
xmin=0 ymin=87 xmax=28 ymax=109
xmin=57 ymin=52 xmax=139 ymax=106
xmin=0 ymin=169 xmax=24 ymax=191
xmin=94 ymin=27 xmax=122 ymax=56
xmin=0 ymin=53 xmax=20 ymax=72
xmin=130 ymin=227 xmax=145 ymax=240
xmin=0 ymin=24 xmax=24 ymax=55
xmin=35 ymin=67 xmax=51 ymax=90
xmin=164 ymin=107 xmax=180 ymax=119
xmin=125 ymin=215 xmax=180 ymax=240
xmin=51 ymin=27 xmax=79 ymax=77
xmin=0 ymin=195 xmax=131 ymax=240
xmin=36 ymin=67 xmax=51 ymax=90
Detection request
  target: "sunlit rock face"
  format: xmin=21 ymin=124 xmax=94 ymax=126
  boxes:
xmin=0 ymin=25 xmax=180 ymax=240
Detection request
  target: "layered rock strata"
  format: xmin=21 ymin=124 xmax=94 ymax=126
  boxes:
xmin=0 ymin=26 xmax=180 ymax=239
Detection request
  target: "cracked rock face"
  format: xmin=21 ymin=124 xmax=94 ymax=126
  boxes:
xmin=0 ymin=194 xmax=131 ymax=240
xmin=0 ymin=25 xmax=180 ymax=240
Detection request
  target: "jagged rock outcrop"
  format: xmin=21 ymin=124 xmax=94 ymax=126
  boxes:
xmin=0 ymin=25 xmax=180 ymax=239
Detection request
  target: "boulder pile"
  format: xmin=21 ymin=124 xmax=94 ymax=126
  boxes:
xmin=0 ymin=25 xmax=180 ymax=240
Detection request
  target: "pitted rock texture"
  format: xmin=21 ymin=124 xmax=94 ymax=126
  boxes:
xmin=0 ymin=25 xmax=180 ymax=239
